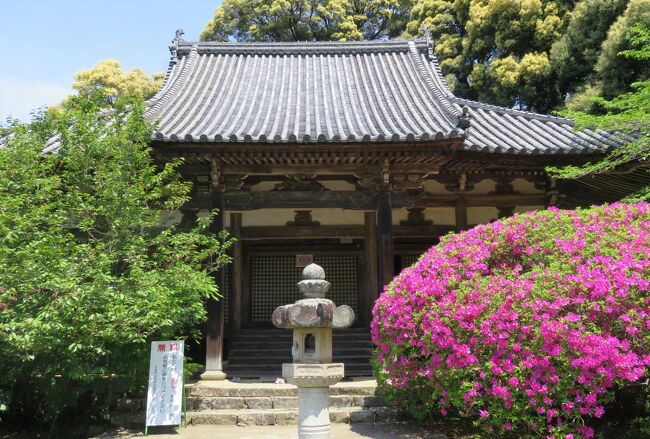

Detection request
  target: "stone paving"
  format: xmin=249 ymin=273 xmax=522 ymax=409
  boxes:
xmin=95 ymin=423 xmax=450 ymax=439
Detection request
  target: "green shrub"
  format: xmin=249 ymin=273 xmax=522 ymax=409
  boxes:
xmin=372 ymin=204 xmax=650 ymax=438
xmin=0 ymin=92 xmax=231 ymax=432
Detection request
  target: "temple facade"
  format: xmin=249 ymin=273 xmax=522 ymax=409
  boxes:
xmin=145 ymin=32 xmax=634 ymax=379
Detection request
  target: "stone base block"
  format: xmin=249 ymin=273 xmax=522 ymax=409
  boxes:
xmin=200 ymin=370 xmax=227 ymax=381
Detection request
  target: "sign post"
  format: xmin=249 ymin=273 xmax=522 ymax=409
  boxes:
xmin=144 ymin=340 xmax=185 ymax=435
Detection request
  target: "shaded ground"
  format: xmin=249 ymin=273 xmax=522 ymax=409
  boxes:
xmin=94 ymin=423 xmax=451 ymax=439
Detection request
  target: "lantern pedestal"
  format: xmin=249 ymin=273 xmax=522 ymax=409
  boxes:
xmin=283 ymin=363 xmax=344 ymax=439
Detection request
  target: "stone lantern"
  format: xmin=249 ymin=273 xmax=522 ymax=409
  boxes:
xmin=272 ymin=263 xmax=355 ymax=438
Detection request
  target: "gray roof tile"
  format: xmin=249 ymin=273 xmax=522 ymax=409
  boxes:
xmin=147 ymin=38 xmax=622 ymax=154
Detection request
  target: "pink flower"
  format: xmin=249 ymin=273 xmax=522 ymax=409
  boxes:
xmin=594 ymin=406 xmax=605 ymax=418
xmin=372 ymin=203 xmax=650 ymax=439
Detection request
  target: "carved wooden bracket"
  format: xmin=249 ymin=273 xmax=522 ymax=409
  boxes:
xmin=223 ymin=174 xmax=248 ymax=191
xmin=273 ymin=175 xmax=327 ymax=191
xmin=494 ymin=178 xmax=515 ymax=195
xmin=355 ymin=174 xmax=382 ymax=191
xmin=391 ymin=173 xmax=427 ymax=191
xmin=355 ymin=162 xmax=392 ymax=191
xmin=287 ymin=210 xmax=321 ymax=226
xmin=440 ymin=173 xmax=475 ymax=192
xmin=195 ymin=175 xmax=211 ymax=193
xmin=400 ymin=208 xmax=433 ymax=226
xmin=210 ymin=158 xmax=223 ymax=192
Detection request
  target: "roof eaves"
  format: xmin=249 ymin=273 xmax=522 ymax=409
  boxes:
xmin=452 ymin=97 xmax=574 ymax=125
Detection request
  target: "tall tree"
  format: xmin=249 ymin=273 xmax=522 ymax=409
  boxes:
xmin=46 ymin=60 xmax=164 ymax=114
xmin=405 ymin=0 xmax=575 ymax=111
xmin=0 ymin=92 xmax=231 ymax=428
xmin=596 ymin=0 xmax=650 ymax=98
xmin=549 ymin=23 xmax=650 ymax=201
xmin=550 ymin=0 xmax=628 ymax=97
xmin=65 ymin=59 xmax=164 ymax=107
xmin=404 ymin=0 xmax=470 ymax=96
xmin=201 ymin=0 xmax=413 ymax=42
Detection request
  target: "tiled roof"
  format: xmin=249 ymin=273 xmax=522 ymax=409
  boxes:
xmin=146 ymin=37 xmax=621 ymax=154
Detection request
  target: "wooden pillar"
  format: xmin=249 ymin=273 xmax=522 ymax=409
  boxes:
xmin=201 ymin=191 xmax=227 ymax=381
xmin=360 ymin=212 xmax=379 ymax=327
xmin=377 ymin=192 xmax=394 ymax=289
xmin=455 ymin=197 xmax=468 ymax=231
xmin=241 ymin=249 xmax=251 ymax=328
xmin=229 ymin=213 xmax=243 ymax=335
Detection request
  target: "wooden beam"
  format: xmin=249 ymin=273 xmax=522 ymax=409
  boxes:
xmin=201 ymin=191 xmax=227 ymax=381
xmin=241 ymin=225 xmax=365 ymax=240
xmin=222 ymin=164 xmax=380 ymax=175
xmin=217 ymin=163 xmax=445 ymax=176
xmin=215 ymin=191 xmax=548 ymax=211
xmin=394 ymin=225 xmax=456 ymax=237
xmin=223 ymin=191 xmax=379 ymax=210
xmin=399 ymin=193 xmax=548 ymax=208
xmin=151 ymin=140 xmax=459 ymax=155
xmin=239 ymin=224 xmax=454 ymax=242
xmin=230 ymin=213 xmax=243 ymax=335
xmin=377 ymin=192 xmax=395 ymax=288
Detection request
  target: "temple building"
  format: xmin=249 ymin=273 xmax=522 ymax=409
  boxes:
xmin=145 ymin=31 xmax=643 ymax=379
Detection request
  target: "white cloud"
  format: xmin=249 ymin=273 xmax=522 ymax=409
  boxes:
xmin=0 ymin=78 xmax=71 ymax=122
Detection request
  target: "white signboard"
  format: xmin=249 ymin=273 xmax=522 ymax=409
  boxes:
xmin=145 ymin=340 xmax=184 ymax=427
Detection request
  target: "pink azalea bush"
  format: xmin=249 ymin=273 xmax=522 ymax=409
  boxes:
xmin=372 ymin=203 xmax=650 ymax=438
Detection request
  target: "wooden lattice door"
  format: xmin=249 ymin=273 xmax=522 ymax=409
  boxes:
xmin=248 ymin=255 xmax=359 ymax=326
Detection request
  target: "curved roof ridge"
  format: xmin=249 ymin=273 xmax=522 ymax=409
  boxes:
xmin=452 ymin=96 xmax=574 ymax=125
xmin=422 ymin=39 xmax=456 ymax=99
xmin=176 ymin=38 xmax=430 ymax=56
xmin=145 ymin=45 xmax=199 ymax=120
xmin=407 ymin=41 xmax=462 ymax=125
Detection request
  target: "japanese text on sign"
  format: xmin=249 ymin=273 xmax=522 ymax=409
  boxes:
xmin=145 ymin=340 xmax=184 ymax=426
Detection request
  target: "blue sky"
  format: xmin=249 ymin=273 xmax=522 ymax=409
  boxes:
xmin=1 ymin=1 xmax=220 ymax=121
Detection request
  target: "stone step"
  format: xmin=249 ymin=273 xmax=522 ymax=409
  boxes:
xmin=188 ymin=406 xmax=394 ymax=426
xmin=233 ymin=330 xmax=370 ymax=337
xmin=186 ymin=381 xmax=378 ymax=398
xmin=225 ymin=364 xmax=372 ymax=376
xmin=187 ymin=394 xmax=386 ymax=411
xmin=227 ymin=355 xmax=372 ymax=363
xmin=233 ymin=333 xmax=371 ymax=339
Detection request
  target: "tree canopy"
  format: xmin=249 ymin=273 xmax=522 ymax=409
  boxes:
xmin=72 ymin=59 xmax=164 ymax=100
xmin=201 ymin=0 xmax=648 ymax=112
xmin=201 ymin=0 xmax=413 ymax=42
xmin=43 ymin=59 xmax=165 ymax=114
xmin=0 ymin=92 xmax=231 ymax=428
xmin=549 ymin=23 xmax=650 ymax=201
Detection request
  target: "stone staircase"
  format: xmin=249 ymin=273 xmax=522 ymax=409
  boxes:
xmin=186 ymin=378 xmax=394 ymax=426
xmin=225 ymin=327 xmax=374 ymax=379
